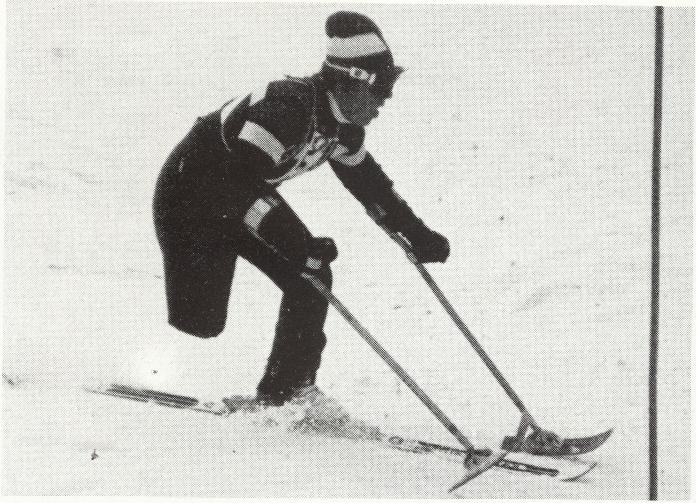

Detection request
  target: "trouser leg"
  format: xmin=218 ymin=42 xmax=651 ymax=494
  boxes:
xmin=158 ymin=238 xmax=238 ymax=338
xmin=256 ymin=266 xmax=332 ymax=398
xmin=153 ymin=117 xmax=254 ymax=339
xmin=234 ymin=212 xmax=332 ymax=401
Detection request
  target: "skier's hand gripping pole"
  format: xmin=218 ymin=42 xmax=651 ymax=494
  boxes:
xmin=366 ymin=204 xmax=449 ymax=264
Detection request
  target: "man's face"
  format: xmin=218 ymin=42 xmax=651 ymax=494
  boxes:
xmin=334 ymin=80 xmax=393 ymax=127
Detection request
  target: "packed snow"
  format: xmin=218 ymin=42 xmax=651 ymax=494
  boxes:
xmin=3 ymin=2 xmax=692 ymax=498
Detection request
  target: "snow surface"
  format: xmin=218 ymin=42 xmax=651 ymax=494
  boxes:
xmin=3 ymin=2 xmax=693 ymax=499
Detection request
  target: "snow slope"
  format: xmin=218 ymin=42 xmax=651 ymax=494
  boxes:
xmin=3 ymin=2 xmax=692 ymax=498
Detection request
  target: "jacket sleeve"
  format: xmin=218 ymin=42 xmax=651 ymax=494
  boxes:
xmin=328 ymin=125 xmax=424 ymax=233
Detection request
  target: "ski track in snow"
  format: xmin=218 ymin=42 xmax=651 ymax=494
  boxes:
xmin=3 ymin=3 xmax=692 ymax=499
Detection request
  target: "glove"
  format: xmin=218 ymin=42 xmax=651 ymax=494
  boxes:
xmin=366 ymin=200 xmax=449 ymax=263
xmin=401 ymin=224 xmax=450 ymax=263
xmin=304 ymin=237 xmax=338 ymax=271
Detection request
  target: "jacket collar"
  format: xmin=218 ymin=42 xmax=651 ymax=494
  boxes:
xmin=326 ymin=92 xmax=351 ymax=124
xmin=308 ymin=74 xmax=342 ymax=136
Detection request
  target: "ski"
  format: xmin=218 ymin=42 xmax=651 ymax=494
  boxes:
xmin=86 ymin=383 xmax=597 ymax=481
xmin=501 ymin=428 xmax=613 ymax=456
xmin=86 ymin=383 xmax=229 ymax=415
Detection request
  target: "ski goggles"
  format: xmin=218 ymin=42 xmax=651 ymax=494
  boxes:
xmin=324 ymin=61 xmax=404 ymax=99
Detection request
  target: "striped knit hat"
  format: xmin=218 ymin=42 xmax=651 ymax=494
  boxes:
xmin=323 ymin=11 xmax=403 ymax=92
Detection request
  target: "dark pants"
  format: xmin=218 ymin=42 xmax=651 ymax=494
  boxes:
xmin=153 ymin=113 xmax=330 ymax=395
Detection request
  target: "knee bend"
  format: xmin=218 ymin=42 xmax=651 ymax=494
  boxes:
xmin=313 ymin=265 xmax=333 ymax=289
xmin=243 ymin=195 xmax=311 ymax=267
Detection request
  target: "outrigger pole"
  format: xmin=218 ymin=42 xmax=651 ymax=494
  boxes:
xmin=303 ymin=272 xmax=520 ymax=488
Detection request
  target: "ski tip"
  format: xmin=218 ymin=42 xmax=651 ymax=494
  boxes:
xmin=561 ymin=460 xmax=598 ymax=482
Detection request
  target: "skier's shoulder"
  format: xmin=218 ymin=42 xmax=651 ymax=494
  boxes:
xmin=221 ymin=76 xmax=314 ymax=129
xmin=262 ymin=76 xmax=317 ymax=119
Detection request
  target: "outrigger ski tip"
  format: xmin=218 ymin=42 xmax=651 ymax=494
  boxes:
xmin=501 ymin=428 xmax=614 ymax=456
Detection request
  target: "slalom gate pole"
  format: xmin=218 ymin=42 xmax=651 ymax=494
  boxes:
xmin=384 ymin=228 xmax=539 ymax=430
xmin=649 ymin=6 xmax=664 ymax=500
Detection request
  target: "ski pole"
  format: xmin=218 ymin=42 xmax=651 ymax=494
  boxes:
xmin=245 ymin=226 xmax=485 ymax=454
xmin=302 ymin=271 xmax=524 ymax=489
xmin=383 ymin=228 xmax=540 ymax=431
xmin=245 ymin=227 xmax=526 ymax=486
xmin=302 ymin=272 xmax=479 ymax=451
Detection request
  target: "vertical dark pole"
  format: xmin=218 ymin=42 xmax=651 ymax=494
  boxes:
xmin=649 ymin=5 xmax=664 ymax=501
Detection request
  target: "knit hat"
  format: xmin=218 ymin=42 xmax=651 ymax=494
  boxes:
xmin=323 ymin=11 xmax=404 ymax=94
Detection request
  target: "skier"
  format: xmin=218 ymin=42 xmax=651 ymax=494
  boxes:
xmin=153 ymin=11 xmax=450 ymax=406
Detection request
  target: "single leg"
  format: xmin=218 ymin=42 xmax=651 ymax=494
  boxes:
xmin=234 ymin=197 xmax=333 ymax=404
